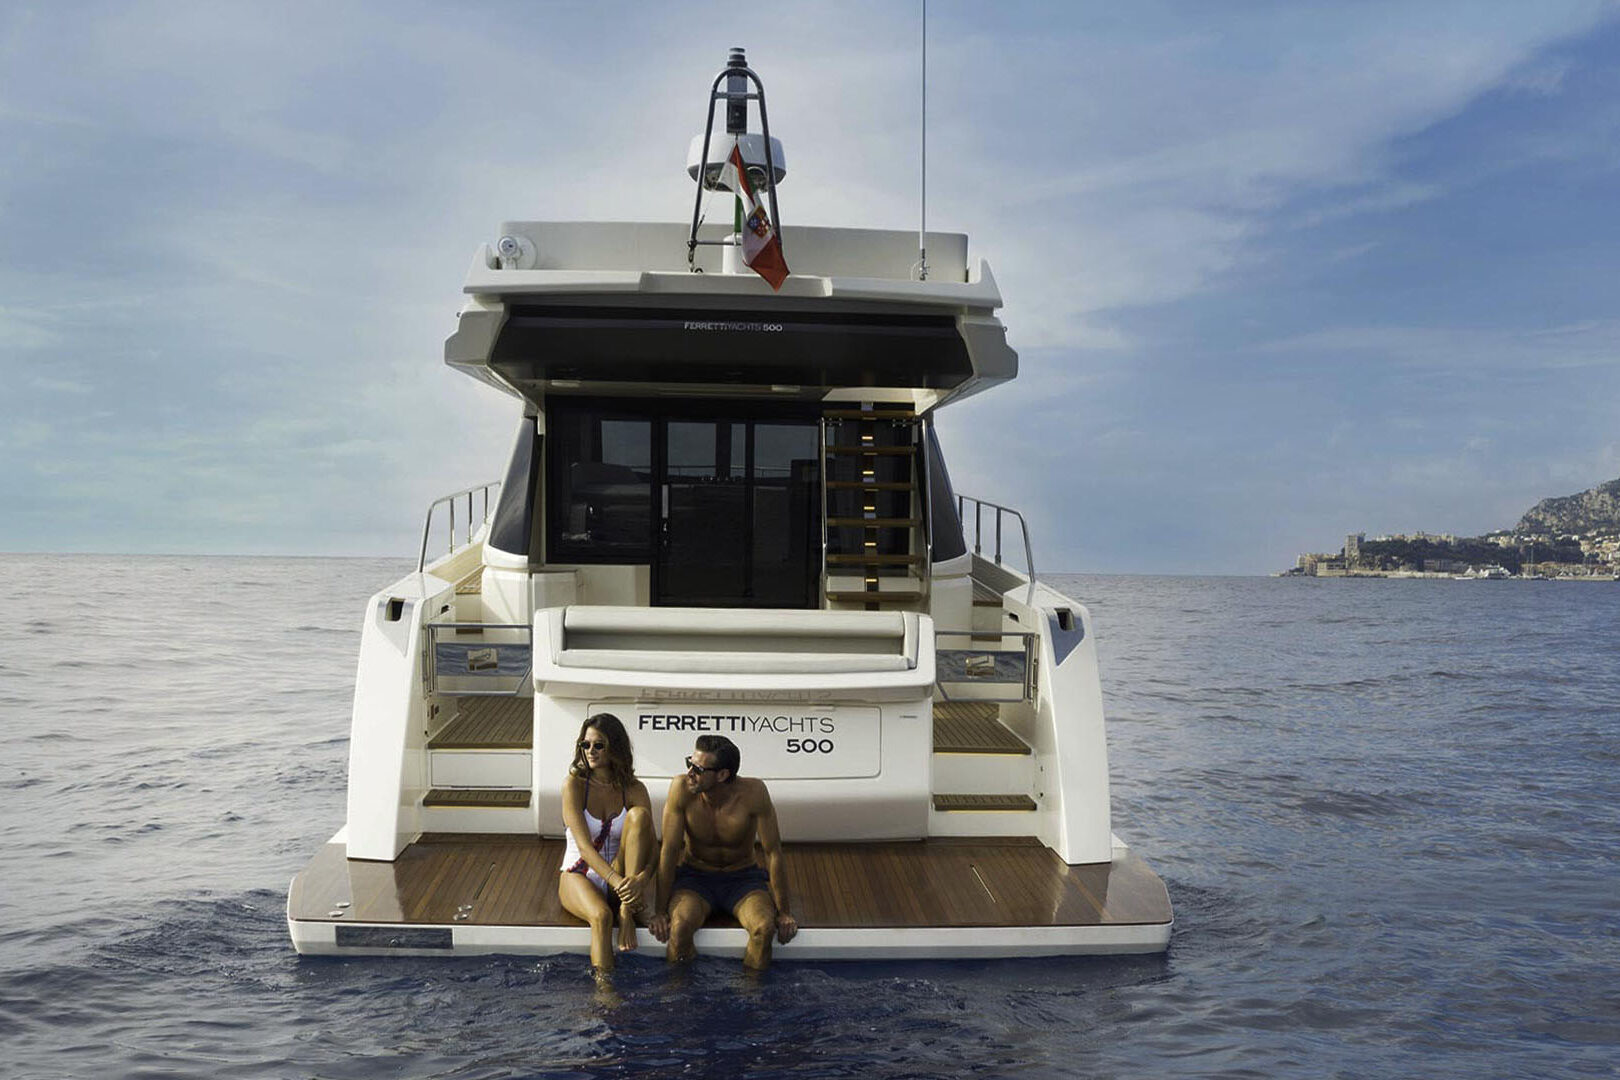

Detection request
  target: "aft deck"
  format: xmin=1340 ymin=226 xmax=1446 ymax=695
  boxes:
xmin=287 ymin=833 xmax=1172 ymax=958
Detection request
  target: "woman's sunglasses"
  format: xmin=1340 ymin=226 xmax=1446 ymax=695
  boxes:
xmin=577 ymin=740 xmax=608 ymax=752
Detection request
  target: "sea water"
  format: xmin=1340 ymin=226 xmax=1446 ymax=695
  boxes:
xmin=1 ymin=556 xmax=1616 ymax=1078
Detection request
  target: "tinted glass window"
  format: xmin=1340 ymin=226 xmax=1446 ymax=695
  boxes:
xmin=547 ymin=408 xmax=653 ymax=562
xmin=928 ymin=425 xmax=967 ymax=563
xmin=488 ymin=416 xmax=538 ymax=558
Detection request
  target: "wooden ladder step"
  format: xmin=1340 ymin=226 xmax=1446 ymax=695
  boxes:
xmin=826 ymin=480 xmax=914 ymax=491
xmin=824 ymin=445 xmax=915 ymax=455
xmin=932 ymin=794 xmax=1037 ymax=813
xmin=423 ymin=789 xmax=531 ymax=808
xmin=827 ymin=553 xmax=924 ymax=566
xmin=455 ymin=569 xmax=484 ymax=595
xmin=822 ymin=409 xmax=918 ymax=420
xmin=827 ymin=517 xmax=922 ymax=527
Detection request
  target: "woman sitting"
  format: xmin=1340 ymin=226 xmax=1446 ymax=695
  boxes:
xmin=558 ymin=712 xmax=655 ymax=971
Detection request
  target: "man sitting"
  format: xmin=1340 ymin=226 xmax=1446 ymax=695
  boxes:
xmin=649 ymin=734 xmax=798 ymax=970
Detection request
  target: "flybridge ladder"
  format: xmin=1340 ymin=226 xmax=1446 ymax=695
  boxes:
xmin=820 ymin=405 xmax=931 ymax=610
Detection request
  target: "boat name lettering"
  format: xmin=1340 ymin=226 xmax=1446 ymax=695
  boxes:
xmin=682 ymin=320 xmax=784 ymax=333
xmin=636 ymin=712 xmax=835 ymax=734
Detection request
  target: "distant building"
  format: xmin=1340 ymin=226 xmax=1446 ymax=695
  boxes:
xmin=1345 ymin=533 xmax=1363 ymax=561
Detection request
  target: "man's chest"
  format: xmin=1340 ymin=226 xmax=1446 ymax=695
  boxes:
xmin=687 ymin=799 xmax=753 ymax=842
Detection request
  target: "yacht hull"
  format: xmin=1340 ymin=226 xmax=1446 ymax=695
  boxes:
xmin=286 ymin=833 xmax=1173 ymax=959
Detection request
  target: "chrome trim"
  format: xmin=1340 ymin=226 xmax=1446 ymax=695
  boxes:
xmin=957 ymin=493 xmax=1038 ymax=606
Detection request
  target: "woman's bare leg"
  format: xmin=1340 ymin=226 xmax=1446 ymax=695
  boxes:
xmin=559 ymin=872 xmax=616 ymax=972
xmin=616 ymin=805 xmax=655 ymax=952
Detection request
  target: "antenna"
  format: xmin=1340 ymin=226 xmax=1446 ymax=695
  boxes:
xmin=917 ymin=0 xmax=929 ymax=281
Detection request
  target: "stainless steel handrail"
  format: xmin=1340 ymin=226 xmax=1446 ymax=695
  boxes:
xmin=418 ymin=481 xmax=502 ymax=572
xmin=957 ymin=493 xmax=1037 ymax=604
xmin=919 ymin=417 xmax=934 ymax=607
xmin=818 ymin=416 xmax=830 ymax=607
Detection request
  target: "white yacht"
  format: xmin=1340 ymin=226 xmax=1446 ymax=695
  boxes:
xmin=286 ymin=51 xmax=1172 ymax=960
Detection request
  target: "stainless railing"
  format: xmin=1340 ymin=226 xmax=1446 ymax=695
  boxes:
xmin=918 ymin=418 xmax=934 ymax=606
xmin=957 ymin=494 xmax=1037 ymax=603
xmin=418 ymin=481 xmax=502 ymax=572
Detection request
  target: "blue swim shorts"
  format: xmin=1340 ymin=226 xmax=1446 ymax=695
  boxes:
xmin=671 ymin=864 xmax=771 ymax=915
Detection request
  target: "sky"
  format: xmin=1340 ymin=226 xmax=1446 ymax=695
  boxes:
xmin=3 ymin=1 xmax=1619 ymax=573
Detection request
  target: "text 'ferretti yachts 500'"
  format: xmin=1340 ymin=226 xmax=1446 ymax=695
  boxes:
xmin=286 ymin=50 xmax=1173 ymax=960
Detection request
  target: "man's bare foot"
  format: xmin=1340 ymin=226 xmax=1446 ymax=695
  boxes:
xmin=617 ymin=903 xmax=639 ymax=952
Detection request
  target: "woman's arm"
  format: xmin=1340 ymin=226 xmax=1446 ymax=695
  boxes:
xmin=559 ymin=774 xmax=625 ymax=890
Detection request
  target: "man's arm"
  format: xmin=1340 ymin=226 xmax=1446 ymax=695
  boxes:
xmin=649 ymin=777 xmax=687 ymax=942
xmin=755 ymin=784 xmax=798 ymax=944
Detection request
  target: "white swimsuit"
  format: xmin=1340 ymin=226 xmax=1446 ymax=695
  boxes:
xmin=561 ymin=776 xmax=625 ymax=899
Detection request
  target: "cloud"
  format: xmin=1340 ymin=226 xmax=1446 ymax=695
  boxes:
xmin=1257 ymin=319 xmax=1620 ymax=373
xmin=3 ymin=2 xmax=1619 ymax=565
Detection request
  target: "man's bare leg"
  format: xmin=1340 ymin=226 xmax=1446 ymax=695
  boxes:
xmin=616 ymin=806 xmax=654 ymax=952
xmin=666 ymin=891 xmax=710 ymax=963
xmin=733 ymin=890 xmax=778 ymax=972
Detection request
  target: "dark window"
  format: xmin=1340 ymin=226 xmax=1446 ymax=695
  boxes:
xmin=546 ymin=408 xmax=653 ymax=563
xmin=749 ymin=423 xmax=819 ymax=606
xmin=488 ymin=415 xmax=539 ymax=558
xmin=927 ymin=424 xmax=967 ymax=563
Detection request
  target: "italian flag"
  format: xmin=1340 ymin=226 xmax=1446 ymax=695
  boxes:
xmin=728 ymin=144 xmax=789 ymax=290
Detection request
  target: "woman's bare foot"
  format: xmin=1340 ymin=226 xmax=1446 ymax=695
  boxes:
xmin=617 ymin=903 xmax=639 ymax=952
xmin=592 ymin=967 xmax=622 ymax=1008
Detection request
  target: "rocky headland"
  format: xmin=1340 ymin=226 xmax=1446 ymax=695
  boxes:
xmin=1287 ymin=476 xmax=1620 ymax=578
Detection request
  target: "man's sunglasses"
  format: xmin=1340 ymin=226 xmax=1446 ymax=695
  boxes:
xmin=685 ymin=756 xmax=722 ymax=775
xmin=578 ymin=740 xmax=607 ymax=752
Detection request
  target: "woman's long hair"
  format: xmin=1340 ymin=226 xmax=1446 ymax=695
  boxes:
xmin=569 ymin=712 xmax=636 ymax=792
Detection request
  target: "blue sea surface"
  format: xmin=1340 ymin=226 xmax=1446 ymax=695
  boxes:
xmin=1 ymin=556 xmax=1617 ymax=1078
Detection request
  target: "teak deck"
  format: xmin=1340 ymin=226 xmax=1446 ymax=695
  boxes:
xmin=429 ymin=697 xmax=531 ymax=749
xmin=288 ymin=834 xmax=1171 ymax=931
xmin=932 ymin=702 xmax=1029 ymax=754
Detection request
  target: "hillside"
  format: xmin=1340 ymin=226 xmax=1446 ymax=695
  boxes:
xmin=1515 ymin=478 xmax=1620 ymax=535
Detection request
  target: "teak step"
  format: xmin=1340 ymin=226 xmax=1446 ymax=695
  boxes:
xmin=428 ymin=697 xmax=532 ymax=749
xmin=826 ymin=553 xmax=924 ymax=566
xmin=932 ymin=794 xmax=1038 ymax=813
xmin=826 ymin=480 xmax=914 ymax=491
xmin=824 ymin=445 xmax=916 ymax=455
xmin=822 ymin=408 xmax=917 ymax=420
xmin=932 ymin=701 xmax=1031 ymax=755
xmin=827 ymin=517 xmax=922 ymax=527
xmin=423 ymin=789 xmax=531 ymax=808
xmin=455 ymin=571 xmax=483 ymax=595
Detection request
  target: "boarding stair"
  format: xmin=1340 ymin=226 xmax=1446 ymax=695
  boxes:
xmin=929 ymin=565 xmax=1045 ymax=835
xmin=418 ymin=559 xmax=536 ymax=831
xmin=930 ymin=696 xmax=1040 ymax=836
xmin=820 ymin=405 xmax=929 ymax=610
